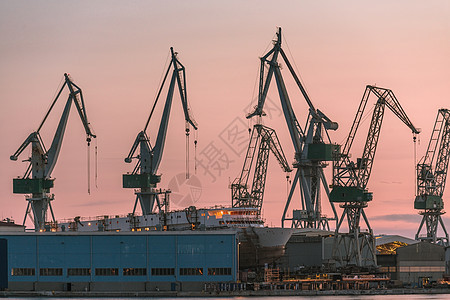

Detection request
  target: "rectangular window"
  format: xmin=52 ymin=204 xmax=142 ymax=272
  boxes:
xmin=95 ymin=268 xmax=119 ymax=276
xmin=207 ymin=267 xmax=232 ymax=276
xmin=151 ymin=268 xmax=175 ymax=276
xmin=123 ymin=268 xmax=147 ymax=276
xmin=11 ymin=268 xmax=35 ymax=276
xmin=179 ymin=268 xmax=203 ymax=276
xmin=68 ymin=268 xmax=91 ymax=276
xmin=40 ymin=268 xmax=63 ymax=276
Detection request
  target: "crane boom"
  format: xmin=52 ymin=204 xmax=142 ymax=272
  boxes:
xmin=10 ymin=74 xmax=96 ymax=231
xmin=231 ymin=124 xmax=291 ymax=216
xmin=415 ymin=109 xmax=450 ymax=245
xmin=330 ymin=85 xmax=419 ymax=268
xmin=332 ymin=86 xmax=419 ymax=197
xmin=123 ymin=48 xmax=198 ymax=216
xmin=246 ymin=28 xmax=339 ymax=229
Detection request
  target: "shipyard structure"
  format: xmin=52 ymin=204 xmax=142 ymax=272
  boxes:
xmin=0 ymin=231 xmax=237 ymax=292
xmin=2 ymin=28 xmax=450 ymax=294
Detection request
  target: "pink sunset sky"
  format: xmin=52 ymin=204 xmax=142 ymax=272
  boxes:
xmin=1 ymin=1 xmax=449 ymax=238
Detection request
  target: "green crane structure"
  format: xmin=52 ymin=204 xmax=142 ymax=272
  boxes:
xmin=123 ymin=48 xmax=197 ymax=216
xmin=246 ymin=28 xmax=339 ymax=230
xmin=231 ymin=124 xmax=292 ymax=217
xmin=10 ymin=74 xmax=96 ymax=231
xmin=330 ymin=86 xmax=419 ymax=267
xmin=415 ymin=108 xmax=450 ymax=245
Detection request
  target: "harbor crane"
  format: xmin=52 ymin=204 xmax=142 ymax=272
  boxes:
xmin=10 ymin=73 xmax=96 ymax=231
xmin=231 ymin=124 xmax=292 ymax=217
xmin=246 ymin=27 xmax=339 ymax=230
xmin=330 ymin=86 xmax=419 ymax=267
xmin=415 ymin=109 xmax=450 ymax=245
xmin=123 ymin=47 xmax=198 ymax=216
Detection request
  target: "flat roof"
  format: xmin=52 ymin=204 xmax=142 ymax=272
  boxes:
xmin=0 ymin=229 xmax=238 ymax=236
xmin=0 ymin=221 xmax=24 ymax=228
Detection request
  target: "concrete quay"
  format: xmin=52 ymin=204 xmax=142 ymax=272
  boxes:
xmin=1 ymin=288 xmax=450 ymax=297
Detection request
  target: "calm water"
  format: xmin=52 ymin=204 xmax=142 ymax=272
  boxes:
xmin=5 ymin=296 xmax=450 ymax=300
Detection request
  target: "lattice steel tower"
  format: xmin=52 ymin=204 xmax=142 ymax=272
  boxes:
xmin=415 ymin=109 xmax=450 ymax=246
xmin=330 ymin=86 xmax=419 ymax=267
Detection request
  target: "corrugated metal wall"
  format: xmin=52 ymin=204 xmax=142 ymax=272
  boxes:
xmin=1 ymin=232 xmax=236 ymax=288
xmin=0 ymin=239 xmax=7 ymax=290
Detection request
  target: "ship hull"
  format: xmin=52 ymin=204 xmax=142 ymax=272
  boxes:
xmin=238 ymin=227 xmax=294 ymax=269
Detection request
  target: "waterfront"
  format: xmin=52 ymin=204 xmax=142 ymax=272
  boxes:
xmin=3 ymin=296 xmax=450 ymax=299
xmin=2 ymin=292 xmax=450 ymax=299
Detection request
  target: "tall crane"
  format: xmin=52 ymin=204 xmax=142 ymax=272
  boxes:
xmin=123 ymin=47 xmax=198 ymax=216
xmin=246 ymin=28 xmax=339 ymax=230
xmin=330 ymin=86 xmax=419 ymax=267
xmin=231 ymin=124 xmax=291 ymax=216
xmin=10 ymin=73 xmax=96 ymax=231
xmin=415 ymin=109 xmax=450 ymax=245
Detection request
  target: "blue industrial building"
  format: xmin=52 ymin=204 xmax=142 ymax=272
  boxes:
xmin=0 ymin=231 xmax=237 ymax=291
xmin=0 ymin=239 xmax=7 ymax=290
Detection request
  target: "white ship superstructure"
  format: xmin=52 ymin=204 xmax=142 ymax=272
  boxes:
xmin=60 ymin=206 xmax=264 ymax=232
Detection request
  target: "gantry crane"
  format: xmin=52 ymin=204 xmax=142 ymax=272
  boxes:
xmin=330 ymin=86 xmax=419 ymax=267
xmin=231 ymin=124 xmax=292 ymax=216
xmin=10 ymin=73 xmax=96 ymax=231
xmin=123 ymin=47 xmax=198 ymax=216
xmin=415 ymin=109 xmax=450 ymax=245
xmin=246 ymin=28 xmax=339 ymax=230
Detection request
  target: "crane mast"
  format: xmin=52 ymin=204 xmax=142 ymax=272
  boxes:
xmin=330 ymin=85 xmax=419 ymax=267
xmin=123 ymin=48 xmax=198 ymax=216
xmin=231 ymin=124 xmax=291 ymax=217
xmin=10 ymin=73 xmax=96 ymax=231
xmin=415 ymin=108 xmax=450 ymax=245
xmin=247 ymin=28 xmax=339 ymax=230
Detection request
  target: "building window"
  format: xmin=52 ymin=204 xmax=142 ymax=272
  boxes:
xmin=95 ymin=268 xmax=119 ymax=276
xmin=379 ymin=266 xmax=397 ymax=273
xmin=40 ymin=268 xmax=63 ymax=276
xmin=68 ymin=268 xmax=91 ymax=276
xmin=208 ymin=268 xmax=232 ymax=276
xmin=11 ymin=268 xmax=35 ymax=276
xmin=151 ymin=268 xmax=174 ymax=276
xmin=179 ymin=268 xmax=203 ymax=276
xmin=123 ymin=268 xmax=147 ymax=276
xmin=400 ymin=266 xmax=445 ymax=273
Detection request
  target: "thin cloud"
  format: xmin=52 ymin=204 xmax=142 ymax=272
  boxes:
xmin=372 ymin=214 xmax=421 ymax=223
xmin=69 ymin=200 xmax=123 ymax=207
xmin=379 ymin=180 xmax=402 ymax=185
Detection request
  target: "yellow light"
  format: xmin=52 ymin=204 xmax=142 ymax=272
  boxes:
xmin=88 ymin=222 xmax=91 ymax=226
xmin=137 ymin=228 xmax=142 ymax=232
xmin=145 ymin=228 xmax=149 ymax=231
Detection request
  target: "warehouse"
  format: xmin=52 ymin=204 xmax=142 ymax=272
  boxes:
xmin=0 ymin=231 xmax=237 ymax=292
xmin=396 ymin=242 xmax=445 ymax=287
